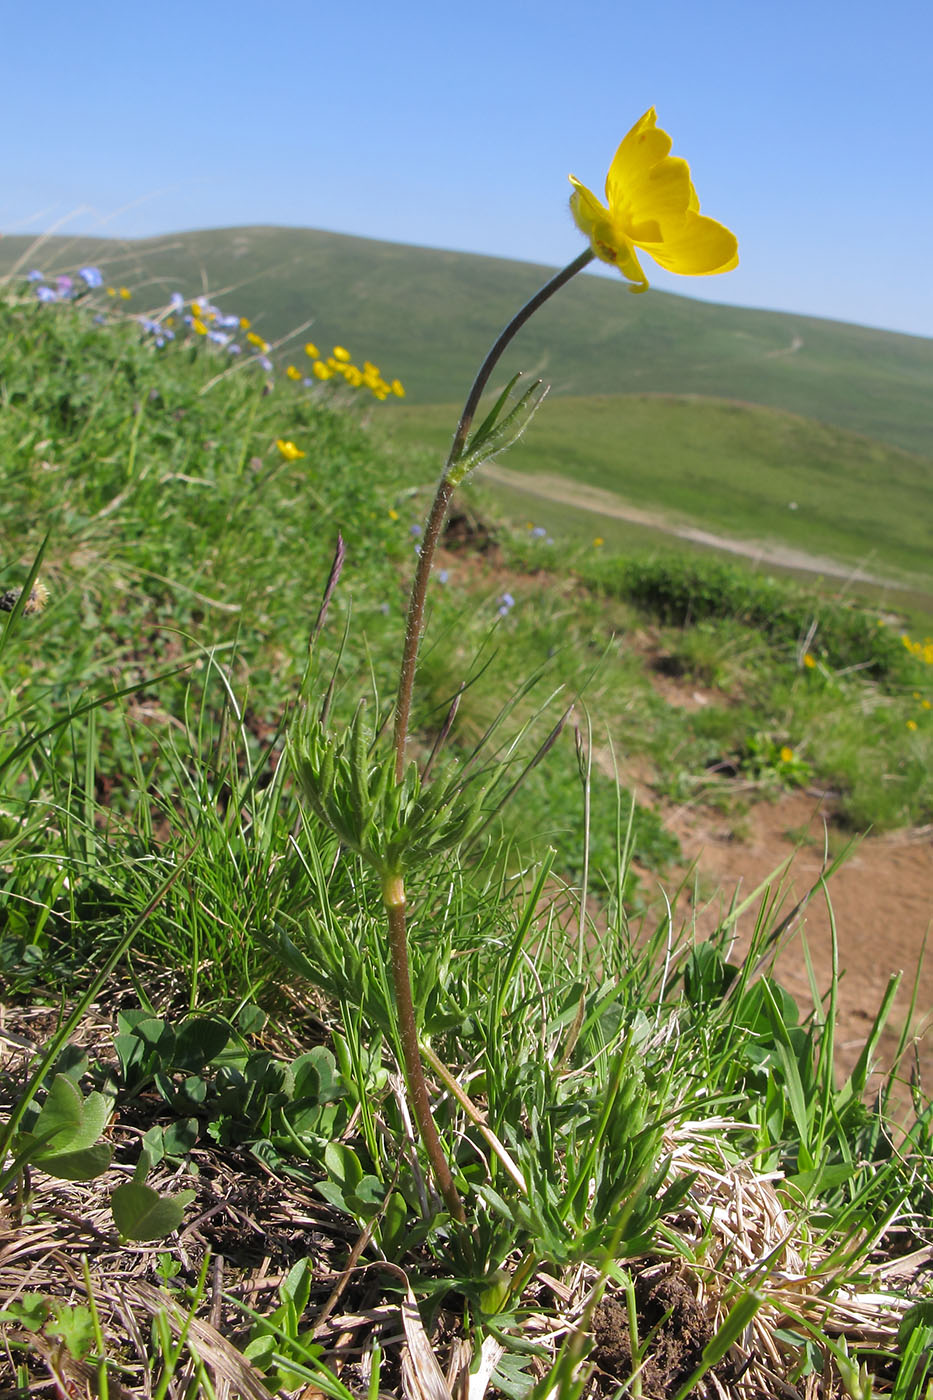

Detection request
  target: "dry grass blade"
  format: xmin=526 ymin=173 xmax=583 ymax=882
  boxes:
xmin=399 ymin=1283 xmax=453 ymax=1400
xmin=124 ymin=1280 xmax=273 ymax=1400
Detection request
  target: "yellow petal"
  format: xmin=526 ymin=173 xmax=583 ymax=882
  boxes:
xmin=605 ymin=108 xmax=672 ymax=204
xmin=638 ymin=212 xmax=739 ymax=276
xmin=569 ymin=179 xmax=648 ymax=288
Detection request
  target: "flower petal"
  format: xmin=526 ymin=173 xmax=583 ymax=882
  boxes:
xmin=638 ymin=212 xmax=739 ymax=276
xmin=570 ymin=178 xmax=648 ymax=287
xmin=605 ymin=108 xmax=672 ymax=200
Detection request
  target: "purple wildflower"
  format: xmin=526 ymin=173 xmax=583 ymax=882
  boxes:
xmin=35 ymin=286 xmax=57 ymax=302
xmin=531 ymin=525 xmax=547 ymax=539
xmin=409 ymin=523 xmax=423 ymax=538
xmin=228 ymin=343 xmax=241 ymax=355
xmin=258 ymin=355 xmax=273 ymax=372
xmin=55 ymin=275 xmax=73 ymax=296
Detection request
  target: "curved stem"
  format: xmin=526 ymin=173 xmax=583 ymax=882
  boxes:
xmin=392 ymin=247 xmax=594 ymax=779
xmin=382 ymin=873 xmax=466 ymax=1223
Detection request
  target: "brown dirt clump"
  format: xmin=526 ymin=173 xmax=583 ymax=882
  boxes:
xmin=591 ymin=1265 xmax=711 ymax=1396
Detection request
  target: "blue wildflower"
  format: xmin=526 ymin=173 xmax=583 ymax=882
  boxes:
xmin=409 ymin=523 xmax=423 ymax=537
xmin=258 ymin=355 xmax=273 ymax=372
xmin=170 ymin=291 xmax=184 ymax=309
xmin=36 ymin=286 xmax=57 ymax=302
xmin=531 ymin=525 xmax=547 ymax=538
xmin=228 ymin=343 xmax=241 ymax=355
xmin=78 ymin=266 xmax=103 ymax=288
xmin=26 ymin=269 xmax=44 ymax=282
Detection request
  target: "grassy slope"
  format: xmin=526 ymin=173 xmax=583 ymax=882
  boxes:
xmin=2 ymin=226 xmax=932 ymax=456
xmin=392 ymin=394 xmax=933 ymax=585
xmin=3 ymin=292 xmax=933 ymax=1397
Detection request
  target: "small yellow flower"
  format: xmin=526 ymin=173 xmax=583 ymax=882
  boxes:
xmin=286 ymin=365 xmax=303 ymax=381
xmin=344 ymin=366 xmax=363 ymax=388
xmin=593 ymin=536 xmax=604 ymax=548
xmin=779 ymin=745 xmax=794 ymax=764
xmin=388 ymin=508 xmax=399 ymax=521
xmin=922 ymin=700 xmax=932 ymax=710
xmin=106 ymin=286 xmax=117 ymax=297
xmin=246 ymin=331 xmax=270 ymax=351
xmin=276 ymin=439 xmax=306 ymax=461
xmin=907 ymin=719 xmax=919 ymax=731
xmin=333 ymin=346 xmax=351 ymax=362
xmin=312 ymin=361 xmax=333 ymax=381
xmin=390 ymin=379 xmax=405 ymax=398
xmin=239 ymin=316 xmax=251 ymax=330
xmin=304 ymin=341 xmax=320 ymax=359
xmin=192 ymin=301 xmax=203 ymax=316
xmin=569 ymin=108 xmax=738 ymax=292
xmin=803 ymin=652 xmax=817 ymax=669
xmin=119 ymin=287 xmax=132 ymax=300
xmin=191 ymin=317 xmax=208 ymax=336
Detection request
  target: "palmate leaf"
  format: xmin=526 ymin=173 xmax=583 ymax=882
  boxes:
xmin=13 ymin=1074 xmax=114 ymax=1180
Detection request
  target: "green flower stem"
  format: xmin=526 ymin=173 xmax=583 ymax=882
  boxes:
xmin=382 ymin=871 xmax=467 ymax=1223
xmin=392 ymin=247 xmax=595 ymax=781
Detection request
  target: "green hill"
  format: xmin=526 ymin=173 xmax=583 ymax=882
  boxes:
xmin=2 ymin=226 xmax=931 ymax=456
xmin=391 ymin=393 xmax=933 ymax=586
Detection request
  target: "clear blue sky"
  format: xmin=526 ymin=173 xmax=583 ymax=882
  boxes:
xmin=3 ymin=0 xmax=931 ymax=339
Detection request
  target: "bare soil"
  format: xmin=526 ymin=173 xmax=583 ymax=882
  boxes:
xmin=667 ymin=790 xmax=933 ymax=1089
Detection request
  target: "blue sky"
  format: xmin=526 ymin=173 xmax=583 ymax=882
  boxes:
xmin=3 ymin=0 xmax=931 ymax=338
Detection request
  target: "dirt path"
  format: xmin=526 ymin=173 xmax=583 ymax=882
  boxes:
xmin=479 ymin=462 xmax=890 ymax=585
xmin=666 ymin=791 xmax=933 ymax=1091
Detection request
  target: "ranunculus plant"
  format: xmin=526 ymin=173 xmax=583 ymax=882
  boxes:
xmin=291 ymin=110 xmax=738 ymax=1225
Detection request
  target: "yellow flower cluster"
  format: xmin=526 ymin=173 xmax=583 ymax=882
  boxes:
xmin=289 ymin=342 xmax=405 ymax=401
xmin=901 ymin=633 xmax=933 ymax=665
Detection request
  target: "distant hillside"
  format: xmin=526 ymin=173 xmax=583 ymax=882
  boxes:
xmin=392 ymin=394 xmax=933 ymax=585
xmin=1 ymin=227 xmax=931 ymax=457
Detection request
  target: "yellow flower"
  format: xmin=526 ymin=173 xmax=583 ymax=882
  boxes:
xmin=286 ymin=365 xmax=303 ymax=381
xmin=569 ymin=108 xmax=738 ymax=292
xmin=106 ymin=286 xmax=117 ymax=297
xmin=276 ymin=439 xmax=306 ymax=461
xmin=118 ymin=287 xmax=132 ymax=300
xmin=593 ymin=536 xmax=604 ymax=548
xmin=923 ymin=700 xmax=932 ymax=710
xmin=246 ymin=331 xmax=269 ymax=351
xmin=803 ymin=652 xmax=817 ymax=669
xmin=305 ymin=341 xmax=320 ymax=359
xmin=907 ymin=719 xmax=919 ymax=731
xmin=191 ymin=317 xmax=208 ymax=336
xmin=312 ymin=361 xmax=333 ymax=381
xmin=390 ymin=379 xmax=405 ymax=398
xmin=333 ymin=346 xmax=351 ymax=362
xmin=779 ymin=745 xmax=794 ymax=763
xmin=240 ymin=316 xmax=251 ymax=330
xmin=388 ymin=508 xmax=399 ymax=521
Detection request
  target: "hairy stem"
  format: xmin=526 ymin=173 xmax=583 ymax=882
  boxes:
xmin=392 ymin=247 xmax=594 ymax=780
xmin=382 ymin=873 xmax=466 ymax=1223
